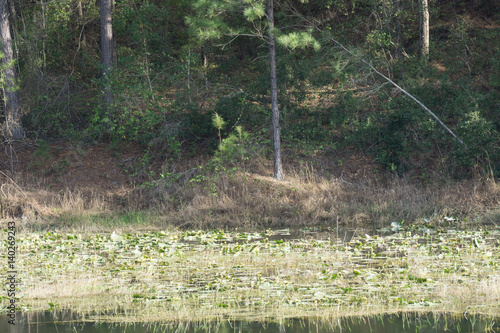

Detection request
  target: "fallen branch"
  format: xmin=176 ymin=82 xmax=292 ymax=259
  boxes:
xmin=315 ymin=27 xmax=471 ymax=150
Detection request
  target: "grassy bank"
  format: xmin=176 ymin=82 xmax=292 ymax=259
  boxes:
xmin=2 ymin=162 xmax=499 ymax=231
xmin=1 ymin=227 xmax=499 ymax=322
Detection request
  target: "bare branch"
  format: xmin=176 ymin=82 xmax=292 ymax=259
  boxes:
xmin=314 ymin=26 xmax=470 ymax=149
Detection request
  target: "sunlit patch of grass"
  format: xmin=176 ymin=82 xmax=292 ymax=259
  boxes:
xmin=1 ymin=227 xmax=499 ymax=322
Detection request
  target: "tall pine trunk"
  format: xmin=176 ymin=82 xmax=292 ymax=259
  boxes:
xmin=419 ymin=0 xmax=429 ymax=60
xmin=393 ymin=0 xmax=403 ymax=62
xmin=100 ymin=0 xmax=113 ymax=112
xmin=266 ymin=0 xmax=283 ymax=181
xmin=0 ymin=0 xmax=23 ymax=140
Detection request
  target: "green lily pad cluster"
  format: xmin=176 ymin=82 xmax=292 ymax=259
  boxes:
xmin=1 ymin=226 xmax=499 ymax=322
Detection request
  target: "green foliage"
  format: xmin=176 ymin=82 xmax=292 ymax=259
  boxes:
xmin=23 ymin=78 xmax=95 ymax=139
xmin=338 ymin=86 xmax=439 ymax=174
xmin=333 ymin=77 xmax=500 ymax=177
xmin=17 ymin=0 xmax=99 ymax=139
xmin=281 ymin=106 xmax=330 ymax=143
xmin=178 ymin=101 xmax=214 ymax=142
xmin=12 ymin=0 xmax=500 ymax=182
xmin=216 ymin=125 xmax=250 ymax=164
xmin=212 ymin=112 xmax=226 ymax=130
xmin=187 ymin=115 xmax=252 ymax=198
xmin=243 ymin=3 xmax=266 ymax=21
xmin=212 ymin=112 xmax=226 ymax=145
xmin=277 ymin=31 xmax=321 ymax=51
xmin=453 ymin=111 xmax=499 ymax=170
xmin=89 ymin=65 xmax=162 ymax=144
xmin=187 ymin=0 xmax=234 ymax=41
xmin=365 ymin=30 xmax=392 ymax=54
xmin=490 ymin=50 xmax=500 ymax=88
xmin=188 ymin=0 xmax=320 ymax=57
xmin=114 ymin=1 xmax=171 ymax=66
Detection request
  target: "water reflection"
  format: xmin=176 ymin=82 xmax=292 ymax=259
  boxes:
xmin=0 ymin=311 xmax=498 ymax=333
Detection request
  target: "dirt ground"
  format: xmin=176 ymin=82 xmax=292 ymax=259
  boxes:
xmin=1 ymin=140 xmax=139 ymax=192
xmin=0 ymin=139 xmax=381 ymax=192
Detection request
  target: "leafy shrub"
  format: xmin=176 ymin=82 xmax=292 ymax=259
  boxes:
xmin=89 ymin=67 xmax=162 ymax=144
xmin=29 ymin=140 xmax=52 ymax=170
xmin=283 ymin=106 xmax=330 ymax=143
xmin=178 ymin=101 xmax=214 ymax=142
xmin=340 ymin=88 xmax=440 ymax=174
xmin=452 ymin=111 xmax=499 ymax=172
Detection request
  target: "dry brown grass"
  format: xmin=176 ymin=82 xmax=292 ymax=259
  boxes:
xmin=1 ymin=159 xmax=499 ymax=230
xmin=143 ymin=160 xmax=500 ymax=230
xmin=0 ymin=171 xmax=120 ymax=229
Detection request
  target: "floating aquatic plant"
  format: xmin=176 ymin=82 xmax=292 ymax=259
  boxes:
xmin=0 ymin=227 xmax=499 ymax=322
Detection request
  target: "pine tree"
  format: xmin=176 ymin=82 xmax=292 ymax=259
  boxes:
xmin=188 ymin=0 xmax=319 ymax=180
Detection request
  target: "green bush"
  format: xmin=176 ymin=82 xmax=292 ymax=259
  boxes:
xmin=452 ymin=110 xmax=499 ymax=172
xmin=340 ymin=87 xmax=441 ymax=174
xmin=215 ymin=125 xmax=250 ymax=165
xmin=178 ymin=101 xmax=214 ymax=142
xmin=89 ymin=66 xmax=162 ymax=144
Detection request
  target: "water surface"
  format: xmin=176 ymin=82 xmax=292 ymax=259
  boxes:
xmin=1 ymin=311 xmax=498 ymax=333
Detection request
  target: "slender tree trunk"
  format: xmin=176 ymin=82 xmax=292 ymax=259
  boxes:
xmin=419 ymin=0 xmax=429 ymax=60
xmin=266 ymin=0 xmax=284 ymax=181
xmin=393 ymin=0 xmax=403 ymax=62
xmin=41 ymin=0 xmax=46 ymax=71
xmin=392 ymin=0 xmax=403 ymax=79
xmin=77 ymin=0 xmax=86 ymax=48
xmin=0 ymin=0 xmax=23 ymax=140
xmin=100 ymin=0 xmax=113 ymax=111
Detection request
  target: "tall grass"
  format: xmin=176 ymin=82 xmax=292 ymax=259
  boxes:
xmin=2 ymin=161 xmax=499 ymax=231
xmin=132 ymin=158 xmax=499 ymax=230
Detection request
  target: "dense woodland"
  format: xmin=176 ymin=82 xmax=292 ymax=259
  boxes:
xmin=2 ymin=0 xmax=499 ymax=174
xmin=0 ymin=0 xmax=499 ymax=227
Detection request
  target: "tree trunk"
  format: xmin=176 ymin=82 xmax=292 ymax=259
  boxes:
xmin=77 ymin=0 xmax=86 ymax=48
xmin=392 ymin=0 xmax=403 ymax=79
xmin=41 ymin=0 xmax=46 ymax=71
xmin=393 ymin=0 xmax=403 ymax=62
xmin=100 ymin=0 xmax=113 ymax=111
xmin=0 ymin=0 xmax=23 ymax=140
xmin=419 ymin=0 xmax=429 ymax=60
xmin=266 ymin=0 xmax=284 ymax=181
xmin=7 ymin=0 xmax=14 ymax=24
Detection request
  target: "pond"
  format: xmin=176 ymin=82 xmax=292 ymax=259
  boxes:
xmin=1 ymin=311 xmax=498 ymax=333
xmin=1 ymin=228 xmax=499 ymax=324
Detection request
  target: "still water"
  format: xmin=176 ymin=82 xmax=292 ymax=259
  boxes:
xmin=1 ymin=311 xmax=498 ymax=333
